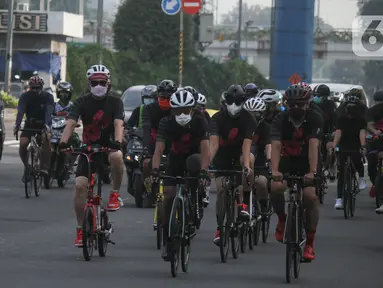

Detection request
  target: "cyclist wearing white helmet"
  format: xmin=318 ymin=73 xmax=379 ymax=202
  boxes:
xmin=243 ymin=97 xmax=272 ymax=212
xmin=196 ymin=93 xmax=211 ymax=125
xmin=151 ymin=89 xmax=210 ymax=261
xmin=257 ymin=89 xmax=283 ymax=124
xmin=60 ymin=64 xmax=125 ymax=247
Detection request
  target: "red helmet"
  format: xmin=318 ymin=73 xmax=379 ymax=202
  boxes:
xmin=28 ymin=75 xmax=44 ymax=88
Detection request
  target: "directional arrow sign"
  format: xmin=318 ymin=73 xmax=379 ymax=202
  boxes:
xmin=161 ymin=0 xmax=181 ymax=16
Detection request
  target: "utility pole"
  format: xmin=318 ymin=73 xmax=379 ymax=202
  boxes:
xmin=4 ymin=0 xmax=15 ymax=94
xmin=96 ymin=0 xmax=104 ymax=64
xmin=236 ymin=0 xmax=243 ymax=59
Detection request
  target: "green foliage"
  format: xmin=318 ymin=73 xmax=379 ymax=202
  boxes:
xmin=329 ymin=60 xmax=364 ymax=84
xmin=1 ymin=92 xmax=19 ymax=108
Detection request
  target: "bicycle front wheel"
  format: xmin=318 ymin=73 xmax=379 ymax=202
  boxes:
xmin=82 ymin=206 xmax=95 ymax=261
xmin=155 ymin=201 xmax=163 ymax=250
xmin=343 ymin=167 xmax=352 ymax=219
xmin=229 ymin=193 xmax=240 ymax=259
xmin=219 ymin=193 xmax=230 ymax=263
xmin=169 ymin=197 xmax=183 ymax=278
xmin=285 ymin=204 xmax=296 ymax=283
xmin=24 ymin=149 xmax=33 ymax=199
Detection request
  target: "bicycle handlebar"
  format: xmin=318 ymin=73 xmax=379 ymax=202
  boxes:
xmin=16 ymin=128 xmax=45 ymax=141
xmin=159 ymin=175 xmax=198 ymax=184
xmin=62 ymin=145 xmax=118 ymax=154
xmin=208 ymin=169 xmax=243 ymax=176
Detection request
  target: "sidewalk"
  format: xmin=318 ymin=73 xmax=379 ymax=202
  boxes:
xmin=5 ymin=108 xmax=17 ymax=123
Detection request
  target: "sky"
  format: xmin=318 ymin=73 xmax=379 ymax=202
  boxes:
xmin=217 ymin=0 xmax=359 ymax=29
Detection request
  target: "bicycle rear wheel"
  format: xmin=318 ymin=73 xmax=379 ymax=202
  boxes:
xmin=219 ymin=193 xmax=230 ymax=263
xmin=169 ymin=197 xmax=183 ymax=278
xmin=350 ymin=176 xmax=357 ymax=217
xmin=229 ymin=193 xmax=240 ymax=259
xmin=82 ymin=207 xmax=95 ymax=261
xmin=343 ymin=167 xmax=352 ymax=219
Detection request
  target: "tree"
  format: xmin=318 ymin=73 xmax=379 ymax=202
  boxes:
xmin=329 ymin=60 xmax=364 ymax=84
xmin=113 ymin=0 xmax=193 ymax=64
xmin=66 ymin=45 xmax=88 ymax=98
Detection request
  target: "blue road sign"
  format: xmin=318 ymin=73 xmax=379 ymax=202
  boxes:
xmin=161 ymin=0 xmax=181 ymax=16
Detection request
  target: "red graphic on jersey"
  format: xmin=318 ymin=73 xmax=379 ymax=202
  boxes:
xmin=172 ymin=133 xmax=192 ymax=154
xmin=282 ymin=127 xmax=304 ymax=156
xmin=83 ymin=110 xmax=111 ymax=144
xmin=220 ymin=128 xmax=239 ymax=146
xmin=150 ymin=129 xmax=158 ymax=144
xmin=252 ymin=134 xmax=259 ymax=144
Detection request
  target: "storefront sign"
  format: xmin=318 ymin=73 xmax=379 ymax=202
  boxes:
xmin=0 ymin=12 xmax=48 ymax=33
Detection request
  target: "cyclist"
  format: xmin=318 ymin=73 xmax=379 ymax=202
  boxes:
xmin=243 ymin=97 xmax=271 ymax=211
xmin=14 ymin=75 xmax=54 ymax=183
xmin=244 ymin=83 xmax=259 ymax=98
xmin=313 ymin=84 xmax=338 ymax=180
xmin=337 ymin=87 xmax=368 ymax=117
xmin=210 ymin=84 xmax=256 ymax=245
xmin=151 ymin=89 xmax=210 ymax=260
xmin=142 ymin=80 xmax=178 ymax=180
xmin=59 ymin=64 xmax=125 ymax=247
xmin=127 ymin=85 xmax=157 ymax=128
xmin=333 ymin=94 xmax=367 ymax=210
xmin=196 ymin=93 xmax=211 ymax=124
xmin=366 ymin=90 xmax=383 ymax=207
xmin=257 ymin=89 xmax=283 ymax=124
xmin=270 ymin=84 xmax=322 ymax=261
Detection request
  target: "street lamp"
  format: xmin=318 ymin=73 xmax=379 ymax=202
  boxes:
xmin=245 ymin=20 xmax=253 ymax=61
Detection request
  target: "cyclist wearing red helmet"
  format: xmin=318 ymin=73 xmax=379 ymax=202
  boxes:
xmin=270 ymin=84 xmax=323 ymax=261
xmin=14 ymin=75 xmax=54 ymax=184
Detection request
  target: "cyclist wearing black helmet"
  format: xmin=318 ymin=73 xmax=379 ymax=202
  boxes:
xmin=333 ymin=94 xmax=367 ymax=210
xmin=55 ymin=82 xmax=74 ymax=112
xmin=337 ymin=87 xmax=368 ymax=117
xmin=210 ymin=84 xmax=256 ymax=246
xmin=366 ymin=90 xmax=383 ymax=210
xmin=127 ymin=85 xmax=157 ymax=128
xmin=141 ymin=80 xmax=178 ymax=180
xmin=313 ymin=84 xmax=338 ymax=179
xmin=270 ymin=84 xmax=322 ymax=262
xmin=244 ymin=83 xmax=259 ymax=98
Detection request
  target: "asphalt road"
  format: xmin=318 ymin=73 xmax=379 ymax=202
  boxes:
xmin=1 ymin=122 xmax=382 ymax=287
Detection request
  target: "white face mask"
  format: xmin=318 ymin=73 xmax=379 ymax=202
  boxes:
xmin=175 ymin=113 xmax=192 ymax=126
xmin=226 ymin=103 xmax=242 ymax=116
xmin=143 ymin=98 xmax=155 ymax=105
xmin=91 ymin=85 xmax=108 ymax=98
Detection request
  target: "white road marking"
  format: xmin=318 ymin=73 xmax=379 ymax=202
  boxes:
xmin=4 ymin=140 xmax=19 ymax=145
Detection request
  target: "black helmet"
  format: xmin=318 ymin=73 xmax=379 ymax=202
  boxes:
xmin=141 ymin=85 xmax=157 ymax=98
xmin=373 ymin=90 xmax=383 ymax=102
xmin=313 ymin=84 xmax=330 ymax=97
xmin=157 ymin=79 xmax=177 ymax=97
xmin=344 ymin=95 xmax=360 ymax=105
xmin=344 ymin=87 xmax=363 ymax=99
xmin=284 ymin=84 xmax=311 ymax=102
xmin=184 ymin=86 xmax=198 ymax=101
xmin=226 ymin=84 xmax=246 ymax=98
xmin=57 ymin=82 xmax=73 ymax=100
xmin=244 ymin=83 xmax=258 ymax=98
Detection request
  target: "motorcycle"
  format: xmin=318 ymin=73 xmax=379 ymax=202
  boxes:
xmin=47 ymin=111 xmax=80 ymax=188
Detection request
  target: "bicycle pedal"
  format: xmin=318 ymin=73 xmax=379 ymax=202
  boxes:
xmin=107 ymin=240 xmax=116 ymax=245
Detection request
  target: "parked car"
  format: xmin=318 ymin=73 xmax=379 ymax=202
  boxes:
xmin=121 ymin=85 xmax=146 ymax=123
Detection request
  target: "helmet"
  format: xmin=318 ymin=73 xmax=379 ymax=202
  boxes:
xmin=57 ymin=82 xmax=73 ymax=99
xmin=344 ymin=95 xmax=360 ymax=104
xmin=223 ymin=84 xmax=247 ymax=116
xmin=157 ymin=79 xmax=177 ymax=97
xmin=257 ymin=89 xmax=282 ymax=103
xmin=86 ymin=65 xmax=110 ymax=80
xmin=344 ymin=87 xmax=363 ymax=99
xmin=28 ymin=75 xmax=44 ymax=88
xmin=220 ymin=91 xmax=226 ymax=105
xmin=170 ymin=89 xmax=195 ymax=108
xmin=313 ymin=84 xmax=330 ymax=97
xmin=244 ymin=83 xmax=258 ymax=97
xmin=197 ymin=93 xmax=207 ymax=106
xmin=243 ymin=97 xmax=266 ymax=112
xmin=184 ymin=86 xmax=198 ymax=100
xmin=284 ymin=84 xmax=311 ymax=102
xmin=225 ymin=84 xmax=246 ymax=99
xmin=373 ymin=90 xmax=383 ymax=102
xmin=141 ymin=85 xmax=157 ymax=98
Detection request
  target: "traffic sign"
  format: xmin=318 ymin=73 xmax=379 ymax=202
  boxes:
xmin=288 ymin=73 xmax=302 ymax=84
xmin=182 ymin=0 xmax=202 ymax=15
xmin=161 ymin=0 xmax=181 ymax=16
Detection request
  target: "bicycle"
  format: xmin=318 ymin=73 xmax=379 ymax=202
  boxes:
xmin=366 ymin=135 xmax=383 ymax=210
xmin=65 ymin=144 xmax=116 ymax=261
xmin=339 ymin=149 xmax=363 ymax=219
xmin=160 ymin=174 xmax=199 ymax=278
xmin=209 ymin=169 xmax=242 ymax=263
xmin=16 ymin=128 xmax=45 ymax=198
xmin=275 ymin=174 xmax=314 ymax=283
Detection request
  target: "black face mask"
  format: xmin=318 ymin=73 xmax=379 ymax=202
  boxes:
xmin=346 ymin=105 xmax=358 ymax=116
xmin=289 ymin=107 xmax=306 ymax=123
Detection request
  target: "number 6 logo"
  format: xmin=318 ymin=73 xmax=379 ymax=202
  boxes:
xmin=353 ymin=16 xmax=383 ymax=57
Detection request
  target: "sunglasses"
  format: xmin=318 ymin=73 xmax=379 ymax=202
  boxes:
xmin=225 ymin=96 xmax=245 ymax=106
xmin=286 ymin=102 xmax=307 ymax=109
xmin=90 ymin=80 xmax=107 ymax=87
xmin=172 ymin=107 xmax=192 ymax=116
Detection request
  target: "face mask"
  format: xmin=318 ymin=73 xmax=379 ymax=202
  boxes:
xmin=313 ymin=96 xmax=322 ymax=104
xmin=91 ymin=85 xmax=108 ymax=98
xmin=158 ymin=98 xmax=170 ymax=110
xmin=346 ymin=105 xmax=358 ymax=116
xmin=175 ymin=113 xmax=192 ymax=126
xmin=143 ymin=98 xmax=155 ymax=105
xmin=226 ymin=103 xmax=242 ymax=116
xmin=289 ymin=108 xmax=306 ymax=124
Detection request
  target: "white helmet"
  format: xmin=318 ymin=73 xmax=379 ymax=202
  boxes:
xmin=197 ymin=93 xmax=207 ymax=105
xmin=86 ymin=65 xmax=110 ymax=80
xmin=243 ymin=97 xmax=266 ymax=112
xmin=257 ymin=89 xmax=282 ymax=103
xmin=170 ymin=89 xmax=195 ymax=108
xmin=220 ymin=91 xmax=226 ymax=104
